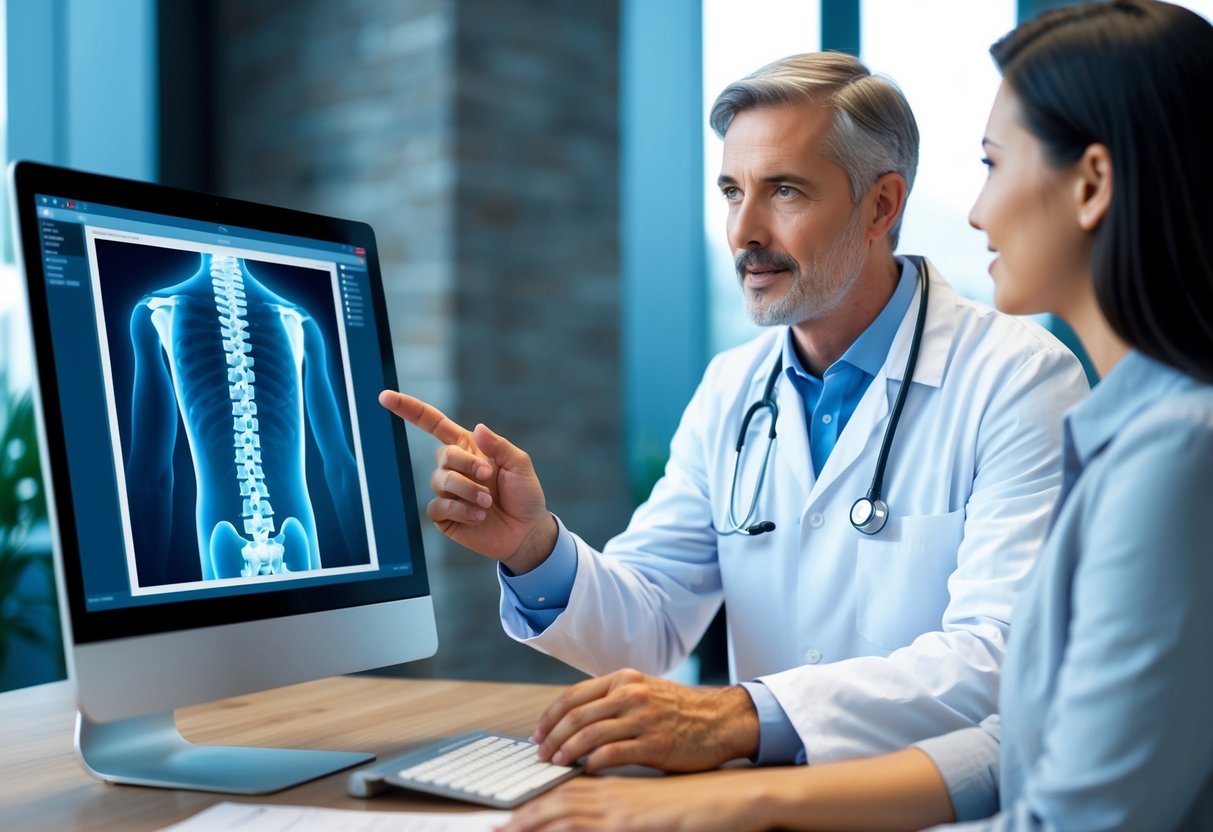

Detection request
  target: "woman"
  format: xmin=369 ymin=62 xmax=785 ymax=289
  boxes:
xmin=501 ymin=1 xmax=1213 ymax=829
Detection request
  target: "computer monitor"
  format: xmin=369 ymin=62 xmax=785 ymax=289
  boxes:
xmin=8 ymin=161 xmax=438 ymax=793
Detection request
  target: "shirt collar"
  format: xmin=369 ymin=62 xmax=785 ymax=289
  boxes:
xmin=781 ymin=256 xmax=919 ymax=381
xmin=1066 ymin=349 xmax=1196 ymax=465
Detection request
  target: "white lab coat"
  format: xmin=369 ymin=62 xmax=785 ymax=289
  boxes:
xmin=500 ymin=261 xmax=1089 ymax=763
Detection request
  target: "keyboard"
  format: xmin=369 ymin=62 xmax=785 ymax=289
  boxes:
xmin=346 ymin=731 xmax=582 ymax=809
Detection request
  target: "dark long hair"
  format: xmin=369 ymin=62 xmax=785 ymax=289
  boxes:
xmin=991 ymin=0 xmax=1213 ymax=383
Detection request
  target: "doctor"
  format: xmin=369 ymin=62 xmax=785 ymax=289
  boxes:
xmin=381 ymin=52 xmax=1087 ymax=772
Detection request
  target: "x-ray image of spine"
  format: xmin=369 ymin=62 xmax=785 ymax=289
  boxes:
xmin=211 ymin=256 xmax=301 ymax=576
xmin=125 ymin=252 xmax=366 ymax=583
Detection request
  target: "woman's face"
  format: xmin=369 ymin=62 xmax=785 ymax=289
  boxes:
xmin=969 ymin=81 xmax=1092 ymax=318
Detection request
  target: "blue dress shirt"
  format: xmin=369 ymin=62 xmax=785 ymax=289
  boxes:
xmin=502 ymin=257 xmax=921 ymax=765
xmin=785 ymin=255 xmax=919 ymax=476
xmin=917 ymin=350 xmax=1213 ymax=829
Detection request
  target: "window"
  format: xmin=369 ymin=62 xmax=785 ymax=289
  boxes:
xmin=861 ymin=0 xmax=1015 ymax=304
xmin=0 ymin=0 xmax=27 ymax=396
xmin=1178 ymin=0 xmax=1213 ymax=21
xmin=1 ymin=0 xmax=157 ymax=398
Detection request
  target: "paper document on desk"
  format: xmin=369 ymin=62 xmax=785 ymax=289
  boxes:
xmin=157 ymin=801 xmax=511 ymax=831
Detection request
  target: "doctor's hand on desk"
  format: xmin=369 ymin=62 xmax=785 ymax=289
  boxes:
xmin=379 ymin=390 xmax=558 ymax=576
xmin=532 ymin=668 xmax=759 ymax=774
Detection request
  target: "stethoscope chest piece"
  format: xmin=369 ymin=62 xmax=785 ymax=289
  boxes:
xmin=850 ymin=496 xmax=889 ymax=535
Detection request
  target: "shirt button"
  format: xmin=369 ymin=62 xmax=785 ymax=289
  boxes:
xmin=804 ymin=649 xmax=823 ymax=664
xmin=821 ymin=413 xmax=833 ymax=424
xmin=808 ymin=513 xmax=824 ymax=528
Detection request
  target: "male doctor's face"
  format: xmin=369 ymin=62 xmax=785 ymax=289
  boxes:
xmin=719 ymin=102 xmax=868 ymax=327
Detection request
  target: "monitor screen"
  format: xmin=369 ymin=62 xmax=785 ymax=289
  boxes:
xmin=36 ymin=196 xmax=419 ymax=609
xmin=10 ymin=162 xmax=437 ymax=792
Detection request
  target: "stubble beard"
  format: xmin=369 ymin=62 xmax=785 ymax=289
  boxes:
xmin=740 ymin=210 xmax=869 ymax=328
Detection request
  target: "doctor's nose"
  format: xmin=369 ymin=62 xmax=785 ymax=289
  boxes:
xmin=727 ymin=199 xmax=771 ymax=251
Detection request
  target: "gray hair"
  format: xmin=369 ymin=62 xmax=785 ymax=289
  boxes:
xmin=710 ymin=52 xmax=919 ymax=248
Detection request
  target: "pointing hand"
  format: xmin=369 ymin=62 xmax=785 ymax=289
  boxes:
xmin=379 ymin=391 xmax=557 ymax=574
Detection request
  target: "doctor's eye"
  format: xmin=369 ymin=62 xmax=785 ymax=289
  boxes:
xmin=721 ymin=186 xmax=742 ymax=201
xmin=775 ymin=185 xmax=799 ymax=198
xmin=980 ymin=157 xmax=995 ymax=171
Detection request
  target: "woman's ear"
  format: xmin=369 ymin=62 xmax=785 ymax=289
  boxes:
xmin=1075 ymin=143 xmax=1112 ymax=232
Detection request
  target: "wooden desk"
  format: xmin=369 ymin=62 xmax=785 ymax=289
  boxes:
xmin=0 ymin=675 xmax=567 ymax=831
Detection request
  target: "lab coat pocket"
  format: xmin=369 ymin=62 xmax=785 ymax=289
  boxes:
xmin=855 ymin=509 xmax=965 ymax=651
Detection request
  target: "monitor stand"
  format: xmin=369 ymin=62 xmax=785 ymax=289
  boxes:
xmin=76 ymin=710 xmax=374 ymax=794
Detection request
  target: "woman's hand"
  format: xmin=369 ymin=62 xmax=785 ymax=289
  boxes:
xmin=499 ymin=771 xmax=776 ymax=832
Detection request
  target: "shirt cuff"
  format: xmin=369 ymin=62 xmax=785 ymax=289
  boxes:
xmin=912 ymin=723 xmax=1001 ymax=822
xmin=498 ymin=515 xmax=578 ymax=632
xmin=739 ymin=681 xmax=807 ymax=766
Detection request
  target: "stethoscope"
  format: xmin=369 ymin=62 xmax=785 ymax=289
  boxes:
xmin=714 ymin=255 xmax=930 ymax=537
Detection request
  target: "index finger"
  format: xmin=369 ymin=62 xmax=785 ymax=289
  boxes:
xmin=379 ymin=390 xmax=470 ymax=446
xmin=533 ymin=675 xmax=615 ymax=742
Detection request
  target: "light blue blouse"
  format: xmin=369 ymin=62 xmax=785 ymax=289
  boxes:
xmin=918 ymin=350 xmax=1213 ymax=830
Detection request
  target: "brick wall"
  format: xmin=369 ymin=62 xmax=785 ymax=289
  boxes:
xmin=451 ymin=0 xmax=624 ymax=543
xmin=207 ymin=0 xmax=627 ymax=682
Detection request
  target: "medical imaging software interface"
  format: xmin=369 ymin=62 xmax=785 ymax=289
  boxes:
xmin=32 ymin=194 xmax=415 ymax=611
